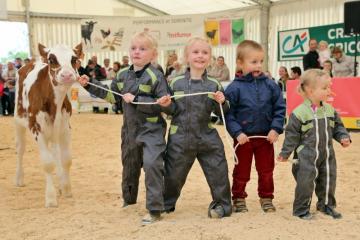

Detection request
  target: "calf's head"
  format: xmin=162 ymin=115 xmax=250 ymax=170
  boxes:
xmin=39 ymin=43 xmax=83 ymax=85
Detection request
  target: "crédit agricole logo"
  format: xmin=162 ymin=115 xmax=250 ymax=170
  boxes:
xmin=279 ymin=29 xmax=310 ymax=61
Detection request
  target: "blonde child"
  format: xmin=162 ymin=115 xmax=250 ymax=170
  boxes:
xmin=277 ymin=69 xmax=351 ymax=220
xmin=157 ymin=37 xmax=232 ymax=218
xmin=225 ymin=40 xmax=286 ymax=213
xmin=318 ymin=40 xmax=331 ymax=67
xmin=78 ymin=32 xmax=171 ymax=225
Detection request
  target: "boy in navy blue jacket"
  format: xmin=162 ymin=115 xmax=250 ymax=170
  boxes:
xmin=225 ymin=40 xmax=285 ymax=213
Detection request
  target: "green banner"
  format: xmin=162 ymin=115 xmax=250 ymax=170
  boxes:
xmin=278 ymin=23 xmax=359 ymax=61
xmin=232 ymin=19 xmax=244 ymax=44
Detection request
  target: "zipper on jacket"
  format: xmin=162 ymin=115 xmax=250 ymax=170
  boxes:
xmin=310 ymin=109 xmax=320 ymax=206
xmin=255 ymin=77 xmax=260 ymax=122
xmin=186 ymin=79 xmax=191 ymax=149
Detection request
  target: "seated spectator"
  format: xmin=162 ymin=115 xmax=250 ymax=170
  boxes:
xmin=76 ymin=59 xmax=87 ymax=77
xmin=323 ymin=60 xmax=333 ymax=77
xmin=318 ymin=40 xmax=331 ymax=67
xmin=85 ymin=60 xmax=96 ymax=78
xmin=108 ymin=61 xmax=121 ymax=80
xmin=91 ymin=55 xmax=106 ymax=80
xmin=290 ymin=66 xmax=302 ymax=80
xmin=331 ymin=46 xmax=354 ymax=77
xmin=165 ymin=53 xmax=178 ymax=79
xmin=103 ymin=58 xmax=112 ymax=79
xmin=120 ymin=56 xmax=130 ymax=69
xmin=206 ymin=56 xmax=217 ymax=75
xmin=208 ymin=56 xmax=230 ymax=81
xmin=167 ymin=61 xmax=185 ymax=83
xmin=85 ymin=59 xmax=106 ymax=80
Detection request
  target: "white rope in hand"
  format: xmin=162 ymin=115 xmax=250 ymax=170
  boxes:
xmin=85 ymin=82 xmax=238 ymax=163
xmin=234 ymin=136 xmax=296 ymax=164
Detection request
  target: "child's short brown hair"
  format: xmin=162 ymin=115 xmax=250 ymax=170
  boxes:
xmin=236 ymin=40 xmax=263 ymax=61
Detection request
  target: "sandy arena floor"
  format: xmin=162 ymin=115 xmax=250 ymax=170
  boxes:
xmin=0 ymin=113 xmax=359 ymax=240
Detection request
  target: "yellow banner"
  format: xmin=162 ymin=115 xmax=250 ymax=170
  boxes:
xmin=204 ymin=21 xmax=219 ymax=46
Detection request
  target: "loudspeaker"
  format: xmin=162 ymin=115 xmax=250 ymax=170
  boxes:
xmin=344 ymin=1 xmax=360 ymax=35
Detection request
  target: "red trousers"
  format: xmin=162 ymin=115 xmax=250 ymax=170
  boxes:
xmin=232 ymin=138 xmax=274 ymax=199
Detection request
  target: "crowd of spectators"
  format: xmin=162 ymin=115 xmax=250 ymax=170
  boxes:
xmin=0 ymin=39 xmax=357 ymax=117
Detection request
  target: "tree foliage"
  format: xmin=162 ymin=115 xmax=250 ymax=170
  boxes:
xmin=1 ymin=51 xmax=29 ymax=64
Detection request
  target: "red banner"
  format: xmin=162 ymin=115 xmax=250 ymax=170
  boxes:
xmin=286 ymin=77 xmax=360 ymax=129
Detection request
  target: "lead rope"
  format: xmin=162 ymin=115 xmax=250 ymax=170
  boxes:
xmin=85 ymin=81 xmax=239 ymax=163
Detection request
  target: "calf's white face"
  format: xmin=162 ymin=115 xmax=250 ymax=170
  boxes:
xmin=39 ymin=44 xmax=83 ymax=85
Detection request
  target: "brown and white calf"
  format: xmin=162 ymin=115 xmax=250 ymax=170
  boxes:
xmin=14 ymin=43 xmax=83 ymax=207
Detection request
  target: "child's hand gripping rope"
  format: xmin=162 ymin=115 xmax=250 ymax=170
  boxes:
xmin=77 ymin=75 xmax=239 ymax=164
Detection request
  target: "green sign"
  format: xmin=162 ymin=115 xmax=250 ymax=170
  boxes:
xmin=278 ymin=23 xmax=359 ymax=61
xmin=232 ymin=19 xmax=244 ymax=44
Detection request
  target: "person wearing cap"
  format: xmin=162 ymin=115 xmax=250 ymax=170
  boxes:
xmin=331 ymin=46 xmax=355 ymax=77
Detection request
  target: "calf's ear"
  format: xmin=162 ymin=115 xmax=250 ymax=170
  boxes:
xmin=74 ymin=43 xmax=84 ymax=60
xmin=38 ymin=43 xmax=48 ymax=60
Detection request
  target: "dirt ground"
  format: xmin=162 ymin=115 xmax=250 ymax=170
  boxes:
xmin=0 ymin=113 xmax=359 ymax=240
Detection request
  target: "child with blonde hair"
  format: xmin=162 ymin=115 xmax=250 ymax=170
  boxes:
xmin=79 ymin=32 xmax=171 ymax=225
xmin=157 ymin=37 xmax=232 ymax=218
xmin=225 ymin=40 xmax=286 ymax=213
xmin=278 ymin=69 xmax=351 ymax=220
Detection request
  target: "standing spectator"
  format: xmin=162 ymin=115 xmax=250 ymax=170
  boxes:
xmin=14 ymin=57 xmax=23 ymax=69
xmin=0 ymin=63 xmax=3 ymax=78
xmin=120 ymin=56 xmax=130 ymax=69
xmin=331 ymin=46 xmax=354 ymax=77
xmin=278 ymin=66 xmax=289 ymax=94
xmin=303 ymin=39 xmax=321 ymax=70
xmin=2 ymin=62 xmax=17 ymax=115
xmin=0 ymin=63 xmax=3 ymax=115
xmin=208 ymin=56 xmax=230 ymax=82
xmin=318 ymin=40 xmax=331 ymax=67
xmin=103 ymin=58 xmax=112 ymax=79
xmin=323 ymin=60 xmax=333 ymax=77
xmin=290 ymin=66 xmax=302 ymax=80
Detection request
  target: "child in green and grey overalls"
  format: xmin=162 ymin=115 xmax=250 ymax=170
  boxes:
xmin=278 ymin=69 xmax=351 ymax=220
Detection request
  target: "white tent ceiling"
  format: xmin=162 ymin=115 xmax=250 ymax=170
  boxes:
xmin=132 ymin=0 xmax=282 ymax=15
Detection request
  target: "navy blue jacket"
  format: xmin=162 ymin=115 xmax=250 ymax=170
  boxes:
xmin=225 ymin=73 xmax=286 ymax=138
